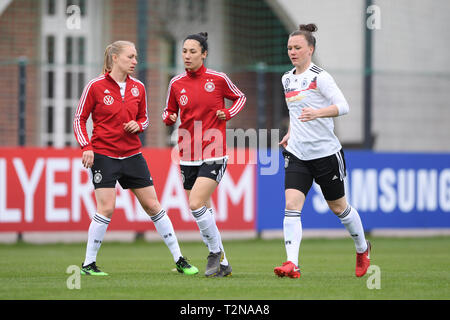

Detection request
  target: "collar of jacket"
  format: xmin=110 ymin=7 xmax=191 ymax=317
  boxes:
xmin=104 ymin=72 xmax=131 ymax=85
xmin=186 ymin=64 xmax=206 ymax=78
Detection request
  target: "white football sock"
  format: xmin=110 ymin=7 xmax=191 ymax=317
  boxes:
xmin=337 ymin=205 xmax=368 ymax=253
xmin=283 ymin=210 xmax=302 ymax=267
xmin=208 ymin=208 xmax=228 ymax=266
xmin=84 ymin=212 xmax=110 ymax=266
xmin=151 ymin=209 xmax=182 ymax=262
xmin=192 ymin=206 xmax=220 ymax=253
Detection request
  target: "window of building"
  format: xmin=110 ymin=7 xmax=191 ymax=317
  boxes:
xmin=65 ymin=37 xmax=73 ymax=64
xmin=41 ymin=0 xmax=101 ymax=147
xmin=65 ymin=72 xmax=72 ymax=99
xmin=47 ymin=0 xmax=55 ymax=15
xmin=47 ymin=71 xmax=54 ymax=99
xmin=46 ymin=35 xmax=55 ymax=64
xmin=46 ymin=106 xmax=54 ymax=134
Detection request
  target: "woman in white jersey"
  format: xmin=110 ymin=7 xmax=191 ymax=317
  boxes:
xmin=274 ymin=24 xmax=371 ymax=279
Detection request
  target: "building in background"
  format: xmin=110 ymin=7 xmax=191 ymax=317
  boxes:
xmin=0 ymin=0 xmax=449 ymax=151
xmin=270 ymin=0 xmax=450 ymax=151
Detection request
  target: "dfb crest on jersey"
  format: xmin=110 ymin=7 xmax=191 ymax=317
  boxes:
xmin=301 ymin=78 xmax=308 ymax=88
xmin=204 ymin=81 xmax=215 ymax=92
xmin=103 ymin=95 xmax=114 ymax=105
xmin=131 ymin=87 xmax=139 ymax=97
xmin=179 ymin=95 xmax=188 ymax=106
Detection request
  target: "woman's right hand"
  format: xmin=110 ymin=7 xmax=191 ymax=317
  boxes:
xmin=279 ymin=133 xmax=290 ymax=148
xmin=169 ymin=113 xmax=178 ymax=122
xmin=82 ymin=150 xmax=94 ymax=168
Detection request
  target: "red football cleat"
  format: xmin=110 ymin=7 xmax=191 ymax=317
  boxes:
xmin=274 ymin=261 xmax=301 ymax=279
xmin=355 ymin=240 xmax=371 ymax=277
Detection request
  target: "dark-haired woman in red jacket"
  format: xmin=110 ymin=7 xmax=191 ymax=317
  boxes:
xmin=163 ymin=32 xmax=246 ymax=277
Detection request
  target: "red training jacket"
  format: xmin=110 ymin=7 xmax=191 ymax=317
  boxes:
xmin=162 ymin=64 xmax=246 ymax=162
xmin=73 ymin=73 xmax=149 ymax=158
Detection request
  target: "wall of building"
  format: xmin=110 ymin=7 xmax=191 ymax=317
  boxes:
xmin=371 ymin=0 xmax=450 ymax=151
xmin=2 ymin=0 xmax=448 ymax=152
xmin=272 ymin=0 xmax=450 ymax=152
xmin=0 ymin=0 xmax=40 ymax=146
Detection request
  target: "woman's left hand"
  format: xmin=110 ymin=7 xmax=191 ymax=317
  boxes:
xmin=216 ymin=110 xmax=227 ymax=121
xmin=123 ymin=120 xmax=140 ymax=133
xmin=298 ymin=107 xmax=318 ymax=122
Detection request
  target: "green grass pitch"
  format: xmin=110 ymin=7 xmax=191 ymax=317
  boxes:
xmin=0 ymin=237 xmax=449 ymax=300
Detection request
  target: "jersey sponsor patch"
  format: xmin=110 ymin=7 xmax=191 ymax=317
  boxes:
xmin=284 ymin=77 xmax=290 ymax=89
xmin=103 ymin=95 xmax=114 ymax=105
xmin=179 ymin=95 xmax=188 ymax=106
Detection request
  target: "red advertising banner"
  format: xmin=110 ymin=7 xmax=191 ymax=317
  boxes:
xmin=0 ymin=148 xmax=256 ymax=232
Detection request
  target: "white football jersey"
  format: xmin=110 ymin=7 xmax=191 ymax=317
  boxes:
xmin=282 ymin=63 xmax=349 ymax=161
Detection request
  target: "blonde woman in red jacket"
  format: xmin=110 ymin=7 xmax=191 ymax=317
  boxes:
xmin=163 ymin=32 xmax=246 ymax=277
xmin=73 ymin=40 xmax=198 ymax=276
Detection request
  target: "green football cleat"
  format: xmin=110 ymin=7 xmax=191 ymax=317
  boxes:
xmin=81 ymin=262 xmax=108 ymax=276
xmin=175 ymin=257 xmax=199 ymax=275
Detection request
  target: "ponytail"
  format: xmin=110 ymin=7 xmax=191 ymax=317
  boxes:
xmin=102 ymin=40 xmax=135 ymax=74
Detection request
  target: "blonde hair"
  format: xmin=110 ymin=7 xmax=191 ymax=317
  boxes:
xmin=102 ymin=40 xmax=135 ymax=74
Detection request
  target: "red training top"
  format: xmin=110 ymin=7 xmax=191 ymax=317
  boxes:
xmin=73 ymin=73 xmax=149 ymax=158
xmin=162 ymin=64 xmax=246 ymax=162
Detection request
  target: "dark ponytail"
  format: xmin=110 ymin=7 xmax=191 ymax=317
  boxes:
xmin=290 ymin=23 xmax=318 ymax=51
xmin=184 ymin=32 xmax=208 ymax=53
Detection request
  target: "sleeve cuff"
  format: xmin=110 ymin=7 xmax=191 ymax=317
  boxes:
xmin=221 ymin=108 xmax=232 ymax=121
xmin=336 ymin=103 xmax=349 ymax=116
xmin=163 ymin=117 xmax=175 ymax=126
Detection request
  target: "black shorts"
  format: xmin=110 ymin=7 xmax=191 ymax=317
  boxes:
xmin=283 ymin=149 xmax=347 ymax=201
xmin=180 ymin=158 xmax=228 ymax=190
xmin=90 ymin=153 xmax=153 ymax=189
